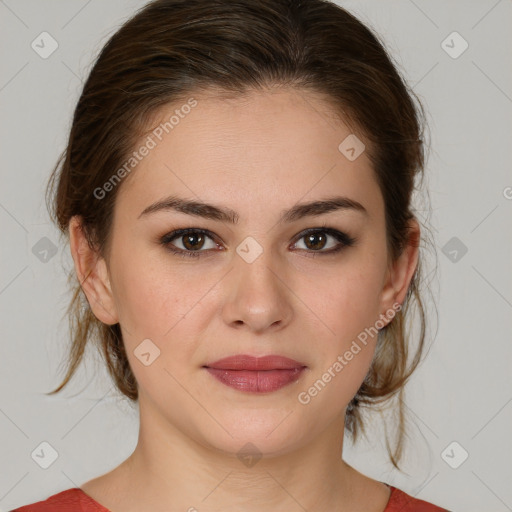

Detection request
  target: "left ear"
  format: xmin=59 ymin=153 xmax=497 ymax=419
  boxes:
xmin=378 ymin=217 xmax=421 ymax=319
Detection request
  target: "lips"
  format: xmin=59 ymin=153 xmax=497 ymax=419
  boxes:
xmin=203 ymin=355 xmax=307 ymax=393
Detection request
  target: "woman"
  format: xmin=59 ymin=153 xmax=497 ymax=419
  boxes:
xmin=13 ymin=0 xmax=448 ymax=510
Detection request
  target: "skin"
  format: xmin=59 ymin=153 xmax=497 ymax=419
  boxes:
xmin=70 ymin=87 xmax=420 ymax=512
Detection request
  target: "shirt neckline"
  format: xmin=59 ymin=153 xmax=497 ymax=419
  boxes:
xmin=74 ymin=484 xmax=398 ymax=511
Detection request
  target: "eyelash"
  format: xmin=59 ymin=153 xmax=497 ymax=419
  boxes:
xmin=159 ymin=224 xmax=357 ymax=259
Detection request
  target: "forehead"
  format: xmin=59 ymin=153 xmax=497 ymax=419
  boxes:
xmin=116 ymin=88 xmax=383 ymax=222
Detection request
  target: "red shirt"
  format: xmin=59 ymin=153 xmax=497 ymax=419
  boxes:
xmin=12 ymin=485 xmax=449 ymax=511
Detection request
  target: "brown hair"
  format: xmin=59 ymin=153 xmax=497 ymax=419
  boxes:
xmin=46 ymin=0 xmax=435 ymax=469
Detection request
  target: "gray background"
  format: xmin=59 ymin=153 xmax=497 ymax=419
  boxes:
xmin=1 ymin=1 xmax=511 ymax=511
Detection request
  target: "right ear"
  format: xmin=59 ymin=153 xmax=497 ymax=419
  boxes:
xmin=68 ymin=216 xmax=119 ymax=325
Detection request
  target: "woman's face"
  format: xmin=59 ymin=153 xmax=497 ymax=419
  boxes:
xmin=82 ymin=87 xmax=416 ymax=457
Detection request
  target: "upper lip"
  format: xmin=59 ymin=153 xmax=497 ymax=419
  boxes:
xmin=204 ymin=355 xmax=306 ymax=371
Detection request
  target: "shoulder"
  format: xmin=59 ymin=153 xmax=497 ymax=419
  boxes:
xmin=10 ymin=487 xmax=110 ymax=512
xmin=385 ymin=486 xmax=451 ymax=511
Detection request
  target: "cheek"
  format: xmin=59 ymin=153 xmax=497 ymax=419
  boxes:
xmin=108 ymin=251 xmax=207 ymax=375
xmin=110 ymin=245 xmax=203 ymax=332
xmin=297 ymin=250 xmax=386 ymax=402
xmin=305 ymin=258 xmax=386 ymax=350
xmin=112 ymin=264 xmax=205 ymax=395
xmin=297 ymin=271 xmax=382 ymax=414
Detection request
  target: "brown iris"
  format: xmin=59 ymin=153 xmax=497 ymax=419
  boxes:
xmin=304 ymin=232 xmax=327 ymax=250
xmin=182 ymin=233 xmax=205 ymax=251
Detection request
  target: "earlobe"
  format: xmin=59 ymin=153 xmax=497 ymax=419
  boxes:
xmin=379 ymin=218 xmax=421 ymax=321
xmin=68 ymin=216 xmax=119 ymax=325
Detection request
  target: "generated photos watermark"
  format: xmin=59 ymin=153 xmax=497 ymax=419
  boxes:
xmin=93 ymin=97 xmax=198 ymax=200
xmin=298 ymin=302 xmax=402 ymax=405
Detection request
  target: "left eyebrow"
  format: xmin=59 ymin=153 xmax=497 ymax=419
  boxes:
xmin=137 ymin=194 xmax=368 ymax=223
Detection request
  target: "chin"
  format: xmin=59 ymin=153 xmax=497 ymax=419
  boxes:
xmin=196 ymin=408 xmax=310 ymax=459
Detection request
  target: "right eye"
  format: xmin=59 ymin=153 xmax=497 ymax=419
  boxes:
xmin=160 ymin=228 xmax=222 ymax=258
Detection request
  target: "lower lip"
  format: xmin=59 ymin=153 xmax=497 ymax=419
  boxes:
xmin=205 ymin=367 xmax=306 ymax=393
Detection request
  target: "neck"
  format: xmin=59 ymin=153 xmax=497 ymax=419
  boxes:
xmin=85 ymin=396 xmax=390 ymax=512
xmin=118 ymin=408 xmax=360 ymax=511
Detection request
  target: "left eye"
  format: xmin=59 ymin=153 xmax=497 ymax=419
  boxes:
xmin=293 ymin=229 xmax=346 ymax=252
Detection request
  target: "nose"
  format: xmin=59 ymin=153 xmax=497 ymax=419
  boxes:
xmin=221 ymin=246 xmax=294 ymax=334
